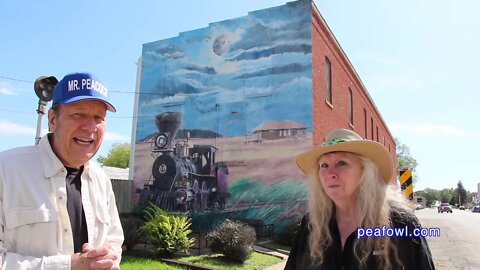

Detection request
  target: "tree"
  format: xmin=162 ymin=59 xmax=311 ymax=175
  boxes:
xmin=414 ymin=188 xmax=439 ymax=207
xmin=97 ymin=143 xmax=130 ymax=168
xmin=453 ymin=181 xmax=468 ymax=206
xmin=395 ymin=138 xmax=418 ymax=183
xmin=439 ymin=188 xmax=454 ymax=203
xmin=395 ymin=138 xmax=418 ymax=171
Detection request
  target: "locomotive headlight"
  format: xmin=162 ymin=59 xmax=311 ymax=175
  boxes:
xmin=154 ymin=133 xmax=168 ymax=149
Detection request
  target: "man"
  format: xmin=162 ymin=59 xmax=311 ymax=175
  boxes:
xmin=0 ymin=72 xmax=124 ymax=269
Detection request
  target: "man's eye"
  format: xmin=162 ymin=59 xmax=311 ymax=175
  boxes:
xmin=319 ymin=163 xmax=328 ymax=168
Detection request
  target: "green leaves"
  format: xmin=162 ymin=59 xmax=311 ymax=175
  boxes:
xmin=97 ymin=142 xmax=130 ymax=168
xmin=140 ymin=204 xmax=195 ymax=257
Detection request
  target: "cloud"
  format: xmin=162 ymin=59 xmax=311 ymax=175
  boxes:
xmin=233 ymin=63 xmax=309 ymax=79
xmin=0 ymin=119 xmax=36 ymax=135
xmin=104 ymin=132 xmax=130 ymax=142
xmin=0 ymin=83 xmax=16 ymax=95
xmin=229 ymin=44 xmax=311 ymax=61
xmin=390 ymin=123 xmax=474 ymax=138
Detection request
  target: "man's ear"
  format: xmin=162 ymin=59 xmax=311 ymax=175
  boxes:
xmin=47 ymin=108 xmax=56 ymax=132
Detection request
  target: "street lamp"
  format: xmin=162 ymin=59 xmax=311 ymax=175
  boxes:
xmin=33 ymin=76 xmax=58 ymax=145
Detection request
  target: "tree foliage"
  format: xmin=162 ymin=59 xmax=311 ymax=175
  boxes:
xmin=395 ymin=138 xmax=418 ymax=171
xmin=395 ymin=138 xmax=418 ymax=184
xmin=413 ymin=188 xmax=439 ymax=207
xmin=415 ymin=185 xmax=475 ymax=207
xmin=97 ymin=143 xmax=130 ymax=168
xmin=453 ymin=181 xmax=468 ymax=206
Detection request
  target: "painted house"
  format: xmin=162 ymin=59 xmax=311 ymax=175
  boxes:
xmin=131 ymin=0 xmax=396 ymax=235
xmin=252 ymin=120 xmax=307 ymax=142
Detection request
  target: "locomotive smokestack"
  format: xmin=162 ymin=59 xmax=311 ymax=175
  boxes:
xmin=155 ymin=112 xmax=183 ymax=149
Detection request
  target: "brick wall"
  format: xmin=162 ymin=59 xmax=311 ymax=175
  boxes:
xmin=311 ymin=5 xmax=397 ymax=182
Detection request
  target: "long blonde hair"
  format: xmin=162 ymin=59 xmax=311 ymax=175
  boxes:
xmin=307 ymin=154 xmax=409 ymax=269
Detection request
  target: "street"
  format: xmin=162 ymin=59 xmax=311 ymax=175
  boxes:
xmin=416 ymin=207 xmax=480 ymax=270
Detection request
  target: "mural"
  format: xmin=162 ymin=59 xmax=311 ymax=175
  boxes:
xmin=134 ymin=0 xmax=313 ymax=236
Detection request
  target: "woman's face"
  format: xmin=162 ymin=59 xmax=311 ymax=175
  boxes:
xmin=317 ymin=152 xmax=363 ymax=206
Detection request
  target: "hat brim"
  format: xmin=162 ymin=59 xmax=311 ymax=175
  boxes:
xmin=295 ymin=140 xmax=392 ymax=183
xmin=56 ymin=96 xmax=116 ymax=112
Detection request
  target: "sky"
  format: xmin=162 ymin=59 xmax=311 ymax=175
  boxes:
xmin=1 ymin=0 xmax=479 ymax=193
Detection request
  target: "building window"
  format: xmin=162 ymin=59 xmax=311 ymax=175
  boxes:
xmin=376 ymin=126 xmax=379 ymax=142
xmin=348 ymin=87 xmax=353 ymax=125
xmin=370 ymin=117 xmax=374 ymax=140
xmin=325 ymin=57 xmax=332 ymax=104
xmin=364 ymin=109 xmax=367 ymax=138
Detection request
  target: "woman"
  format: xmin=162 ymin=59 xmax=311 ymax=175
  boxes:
xmin=285 ymin=129 xmax=434 ymax=270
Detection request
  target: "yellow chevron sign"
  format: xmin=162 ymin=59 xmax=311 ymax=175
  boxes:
xmin=399 ymin=169 xmax=413 ymax=200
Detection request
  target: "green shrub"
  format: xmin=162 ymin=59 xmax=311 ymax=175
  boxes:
xmin=276 ymin=219 xmax=301 ymax=247
xmin=140 ymin=204 xmax=195 ymax=257
xmin=207 ymin=219 xmax=257 ymax=262
xmin=120 ymin=213 xmax=144 ymax=251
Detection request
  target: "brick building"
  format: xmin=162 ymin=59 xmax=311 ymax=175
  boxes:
xmin=311 ymin=2 xmax=397 ymax=179
xmin=133 ymin=0 xmax=397 ymax=231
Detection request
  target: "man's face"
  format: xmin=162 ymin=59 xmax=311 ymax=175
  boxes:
xmin=48 ymin=100 xmax=107 ymax=168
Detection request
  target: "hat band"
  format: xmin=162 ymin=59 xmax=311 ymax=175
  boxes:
xmin=321 ymin=138 xmax=348 ymax=146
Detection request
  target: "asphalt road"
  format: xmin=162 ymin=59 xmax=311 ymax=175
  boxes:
xmin=415 ymin=207 xmax=480 ymax=270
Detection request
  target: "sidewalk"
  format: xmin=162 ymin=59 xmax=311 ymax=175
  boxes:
xmin=253 ymin=244 xmax=288 ymax=270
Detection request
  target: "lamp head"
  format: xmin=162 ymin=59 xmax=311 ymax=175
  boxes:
xmin=34 ymin=76 xmax=58 ymax=102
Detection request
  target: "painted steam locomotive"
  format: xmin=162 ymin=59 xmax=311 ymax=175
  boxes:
xmin=138 ymin=112 xmax=229 ymax=212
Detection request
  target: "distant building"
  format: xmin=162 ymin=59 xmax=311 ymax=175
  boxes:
xmin=475 ymin=183 xmax=480 ymax=204
xmin=102 ymin=165 xmax=129 ymax=181
xmin=101 ymin=166 xmax=132 ymax=213
xmin=252 ymin=120 xmax=307 ymax=142
xmin=413 ymin=195 xmax=427 ymax=208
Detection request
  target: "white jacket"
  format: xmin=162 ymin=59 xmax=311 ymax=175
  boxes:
xmin=0 ymin=135 xmax=124 ymax=269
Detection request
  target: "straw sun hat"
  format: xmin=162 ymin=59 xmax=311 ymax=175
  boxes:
xmin=295 ymin=129 xmax=393 ymax=183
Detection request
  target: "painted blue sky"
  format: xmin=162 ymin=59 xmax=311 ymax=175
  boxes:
xmin=136 ymin=0 xmax=312 ymax=141
xmin=1 ymin=0 xmax=480 ymax=192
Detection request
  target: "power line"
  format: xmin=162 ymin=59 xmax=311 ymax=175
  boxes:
xmin=0 ymin=76 xmax=33 ymax=84
xmin=0 ymin=74 xmax=181 ymax=96
xmin=0 ymin=108 xmax=159 ymax=119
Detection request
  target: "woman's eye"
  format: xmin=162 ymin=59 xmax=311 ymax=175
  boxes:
xmin=319 ymin=163 xmax=328 ymax=168
xmin=337 ymin=160 xmax=348 ymax=166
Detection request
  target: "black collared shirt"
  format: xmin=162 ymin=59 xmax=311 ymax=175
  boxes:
xmin=285 ymin=208 xmax=435 ymax=270
xmin=65 ymin=166 xmax=89 ymax=253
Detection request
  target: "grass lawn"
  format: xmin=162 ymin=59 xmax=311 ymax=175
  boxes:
xmin=178 ymin=251 xmax=283 ymax=270
xmin=120 ymin=255 xmax=187 ymax=270
xmin=121 ymin=247 xmax=283 ymax=270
